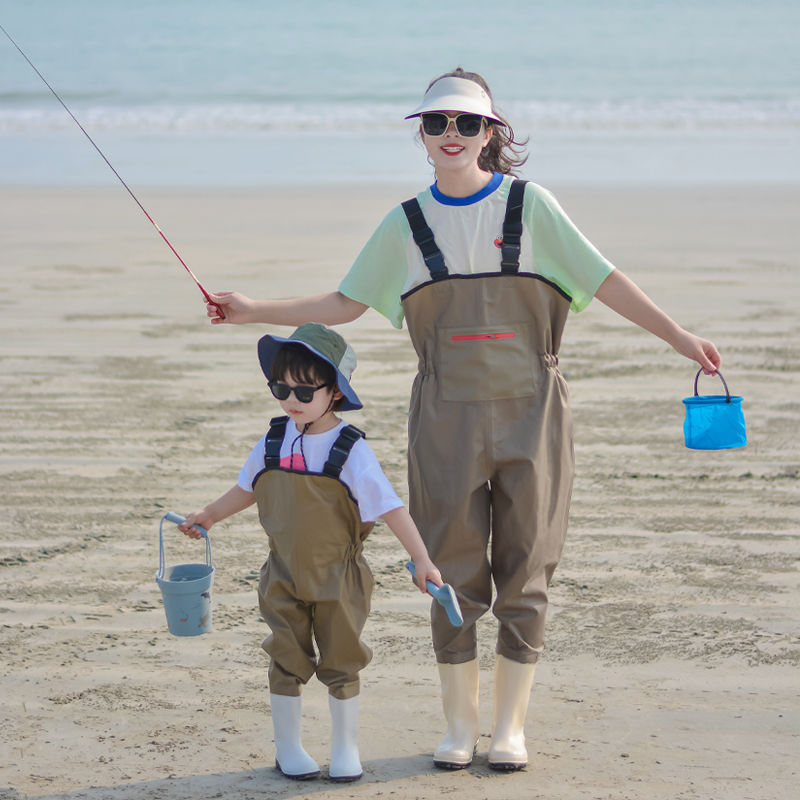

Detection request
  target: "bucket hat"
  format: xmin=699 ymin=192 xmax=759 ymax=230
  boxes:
xmin=404 ymin=76 xmax=505 ymax=125
xmin=257 ymin=323 xmax=362 ymax=411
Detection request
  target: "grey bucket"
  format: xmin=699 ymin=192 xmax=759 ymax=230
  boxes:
xmin=155 ymin=512 xmax=214 ymax=636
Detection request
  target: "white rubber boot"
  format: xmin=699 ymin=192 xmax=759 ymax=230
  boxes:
xmin=270 ymin=694 xmax=320 ymax=780
xmin=433 ymin=659 xmax=480 ymax=769
xmin=329 ymin=695 xmax=363 ymax=782
xmin=488 ymin=655 xmax=536 ymax=771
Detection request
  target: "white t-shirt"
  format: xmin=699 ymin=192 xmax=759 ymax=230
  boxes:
xmin=237 ymin=418 xmax=403 ymax=523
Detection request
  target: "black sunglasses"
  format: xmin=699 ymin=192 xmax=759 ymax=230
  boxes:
xmin=268 ymin=381 xmax=330 ymax=404
xmin=420 ymin=112 xmax=486 ymax=138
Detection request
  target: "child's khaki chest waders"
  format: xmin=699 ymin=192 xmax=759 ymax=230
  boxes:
xmin=400 ymin=180 xmax=575 ymax=666
xmin=253 ymin=418 xmax=374 ymax=699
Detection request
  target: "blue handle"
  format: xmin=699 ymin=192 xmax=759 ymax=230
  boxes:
xmin=163 ymin=511 xmax=208 ymax=537
xmin=157 ymin=512 xmax=212 ymax=581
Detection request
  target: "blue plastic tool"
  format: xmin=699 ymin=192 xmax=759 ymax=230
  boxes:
xmin=406 ymin=562 xmax=463 ymax=626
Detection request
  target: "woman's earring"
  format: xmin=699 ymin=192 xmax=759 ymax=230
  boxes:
xmin=426 ymin=154 xmax=434 ymax=167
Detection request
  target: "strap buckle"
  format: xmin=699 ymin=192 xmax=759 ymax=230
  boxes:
xmin=263 ymin=415 xmax=288 ymax=469
xmin=322 ymin=425 xmax=366 ymax=479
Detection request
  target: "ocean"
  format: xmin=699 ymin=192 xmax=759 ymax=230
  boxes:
xmin=1 ymin=0 xmax=798 ymax=186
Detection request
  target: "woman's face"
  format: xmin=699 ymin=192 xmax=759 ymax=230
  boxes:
xmin=421 ymin=110 xmax=493 ymax=175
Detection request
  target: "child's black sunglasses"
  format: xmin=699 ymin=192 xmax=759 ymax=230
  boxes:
xmin=268 ymin=381 xmax=330 ymax=404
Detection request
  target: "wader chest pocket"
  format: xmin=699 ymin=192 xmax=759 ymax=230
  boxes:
xmin=436 ymin=324 xmax=536 ymax=402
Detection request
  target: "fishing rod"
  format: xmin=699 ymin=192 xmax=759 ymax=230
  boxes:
xmin=0 ymin=22 xmax=224 ymax=319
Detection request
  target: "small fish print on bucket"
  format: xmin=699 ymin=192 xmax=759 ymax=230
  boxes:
xmin=155 ymin=512 xmax=214 ymax=636
xmin=683 ymin=369 xmax=747 ymax=450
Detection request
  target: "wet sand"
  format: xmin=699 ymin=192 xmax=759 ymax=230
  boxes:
xmin=1 ymin=183 xmax=798 ymax=800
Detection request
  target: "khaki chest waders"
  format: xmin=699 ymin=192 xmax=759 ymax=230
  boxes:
xmin=253 ymin=417 xmax=374 ymax=699
xmin=401 ymin=180 xmax=574 ymax=665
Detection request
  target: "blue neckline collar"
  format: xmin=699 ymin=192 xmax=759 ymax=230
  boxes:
xmin=430 ymin=172 xmax=504 ymax=206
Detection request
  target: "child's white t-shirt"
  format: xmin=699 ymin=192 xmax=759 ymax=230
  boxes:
xmin=237 ymin=418 xmax=403 ymax=523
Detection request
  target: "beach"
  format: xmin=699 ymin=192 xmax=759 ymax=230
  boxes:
xmin=1 ymin=182 xmax=798 ymax=800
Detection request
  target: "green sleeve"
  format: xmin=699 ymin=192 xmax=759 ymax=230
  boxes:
xmin=338 ymin=205 xmax=410 ymax=329
xmin=526 ymin=185 xmax=616 ymax=312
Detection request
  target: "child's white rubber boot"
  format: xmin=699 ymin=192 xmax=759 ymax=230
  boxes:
xmin=488 ymin=655 xmax=536 ymax=771
xmin=269 ymin=693 xmax=320 ymax=780
xmin=434 ymin=659 xmax=480 ymax=769
xmin=329 ymin=695 xmax=363 ymax=781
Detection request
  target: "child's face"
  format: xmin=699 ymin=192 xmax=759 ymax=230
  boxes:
xmin=273 ymin=372 xmax=341 ymax=429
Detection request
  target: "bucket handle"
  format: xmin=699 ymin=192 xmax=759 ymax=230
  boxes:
xmin=693 ymin=368 xmax=731 ymax=402
xmin=157 ymin=512 xmax=212 ymax=582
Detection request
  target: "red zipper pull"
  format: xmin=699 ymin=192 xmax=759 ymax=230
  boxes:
xmin=451 ymin=332 xmax=516 ymax=342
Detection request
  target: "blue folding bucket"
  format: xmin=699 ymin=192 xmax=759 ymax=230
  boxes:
xmin=683 ymin=369 xmax=746 ymax=450
xmin=155 ymin=512 xmax=214 ymax=636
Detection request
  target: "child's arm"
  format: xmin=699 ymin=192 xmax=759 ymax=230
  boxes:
xmin=380 ymin=506 xmax=443 ymax=593
xmin=595 ymin=269 xmax=721 ymax=374
xmin=205 ymin=290 xmax=367 ymax=326
xmin=177 ymin=485 xmax=256 ymax=539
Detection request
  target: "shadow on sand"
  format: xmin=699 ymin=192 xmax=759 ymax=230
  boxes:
xmin=5 ymin=752 xmax=520 ymax=800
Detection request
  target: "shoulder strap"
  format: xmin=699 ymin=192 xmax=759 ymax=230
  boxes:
xmin=322 ymin=424 xmax=366 ymax=479
xmin=263 ymin=415 xmax=289 ymax=470
xmin=500 ymin=179 xmax=528 ymax=274
xmin=401 ymin=197 xmax=449 ymax=281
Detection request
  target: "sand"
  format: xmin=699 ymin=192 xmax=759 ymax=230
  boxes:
xmin=1 ymin=182 xmax=798 ymax=800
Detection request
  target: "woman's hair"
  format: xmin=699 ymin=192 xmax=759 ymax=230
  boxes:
xmin=271 ymin=343 xmax=343 ymax=410
xmin=424 ymin=67 xmax=528 ymax=175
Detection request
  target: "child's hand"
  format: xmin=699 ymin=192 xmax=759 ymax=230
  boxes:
xmin=178 ymin=511 xmax=213 ymax=539
xmin=411 ymin=558 xmax=443 ymax=594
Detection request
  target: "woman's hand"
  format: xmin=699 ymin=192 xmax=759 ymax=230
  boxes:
xmin=671 ymin=329 xmax=721 ymax=375
xmin=206 ymin=291 xmax=257 ymax=325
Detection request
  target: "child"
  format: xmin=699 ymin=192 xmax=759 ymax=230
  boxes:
xmin=176 ymin=322 xmax=442 ymax=782
xmin=201 ymin=69 xmax=721 ymax=772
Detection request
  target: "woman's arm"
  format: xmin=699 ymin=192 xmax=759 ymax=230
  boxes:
xmin=206 ymin=290 xmax=368 ymax=326
xmin=594 ymin=270 xmax=721 ymax=374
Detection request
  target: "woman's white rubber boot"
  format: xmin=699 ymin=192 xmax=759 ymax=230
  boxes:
xmin=270 ymin=694 xmax=320 ymax=780
xmin=488 ymin=655 xmax=536 ymax=771
xmin=433 ymin=659 xmax=480 ymax=769
xmin=329 ymin=695 xmax=363 ymax=782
